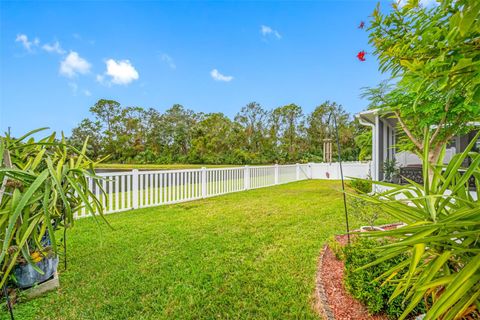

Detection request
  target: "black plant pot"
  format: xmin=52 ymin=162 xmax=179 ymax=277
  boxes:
xmin=13 ymin=256 xmax=59 ymax=289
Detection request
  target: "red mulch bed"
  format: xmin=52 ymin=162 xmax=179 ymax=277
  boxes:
xmin=313 ymin=225 xmax=404 ymax=320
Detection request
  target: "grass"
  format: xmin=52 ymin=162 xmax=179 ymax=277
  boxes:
xmin=6 ymin=180 xmax=391 ymax=319
xmin=95 ymin=163 xmax=243 ymax=170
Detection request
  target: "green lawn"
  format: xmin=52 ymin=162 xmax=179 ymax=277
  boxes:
xmin=7 ymin=180 xmax=388 ymax=320
xmin=95 ymin=163 xmax=242 ymax=170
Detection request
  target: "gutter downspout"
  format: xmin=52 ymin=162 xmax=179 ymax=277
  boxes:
xmin=356 ymin=115 xmax=377 ymax=181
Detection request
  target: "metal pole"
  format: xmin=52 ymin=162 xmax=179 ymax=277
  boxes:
xmin=63 ymin=214 xmax=67 ymax=271
xmin=329 ymin=112 xmax=350 ymax=244
xmin=3 ymin=285 xmax=14 ymax=320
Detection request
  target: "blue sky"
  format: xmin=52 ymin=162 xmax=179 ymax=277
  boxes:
xmin=0 ymin=0 xmax=393 ymax=136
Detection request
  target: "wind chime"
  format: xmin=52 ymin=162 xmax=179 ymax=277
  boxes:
xmin=323 ymin=138 xmax=333 ymax=163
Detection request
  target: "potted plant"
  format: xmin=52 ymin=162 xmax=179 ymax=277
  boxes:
xmin=382 ymin=158 xmax=399 ymax=183
xmin=0 ymin=128 xmax=107 ymax=293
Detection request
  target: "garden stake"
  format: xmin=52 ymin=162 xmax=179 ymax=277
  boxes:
xmin=327 ymin=111 xmax=350 ymax=244
xmin=3 ymin=285 xmax=14 ymax=320
xmin=64 ymin=220 xmax=67 ymax=271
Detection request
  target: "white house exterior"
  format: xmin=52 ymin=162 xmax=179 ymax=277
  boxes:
xmin=356 ymin=109 xmax=479 ymax=182
xmin=356 ymin=109 xmax=397 ymax=181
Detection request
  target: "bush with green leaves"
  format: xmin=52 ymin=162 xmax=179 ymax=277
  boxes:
xmin=0 ymin=128 xmax=107 ymax=289
xmin=382 ymin=159 xmax=398 ymax=183
xmin=357 ymin=130 xmax=480 ymax=319
xmin=343 ymin=237 xmax=426 ymax=319
xmin=348 ymin=197 xmax=381 ymax=229
xmin=348 ymin=177 xmax=372 ymax=194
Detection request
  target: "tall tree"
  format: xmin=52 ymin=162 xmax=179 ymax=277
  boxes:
xmin=271 ymin=104 xmax=304 ymax=162
xmin=305 ymin=101 xmax=352 ymax=160
xmin=69 ymin=119 xmax=103 ymax=159
xmin=366 ymin=0 xmax=480 ymax=163
xmin=116 ymin=106 xmax=146 ymax=161
xmin=89 ymin=99 xmax=123 ymax=158
xmin=143 ymin=108 xmax=164 ymax=158
xmin=161 ymin=104 xmax=197 ymax=162
xmin=90 ymin=99 xmax=122 ymax=134
xmin=234 ymin=102 xmax=268 ymax=158
xmin=71 ymin=98 xmax=365 ymax=164
xmin=190 ymin=113 xmax=245 ymax=164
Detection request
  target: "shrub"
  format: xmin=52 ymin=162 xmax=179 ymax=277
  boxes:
xmin=382 ymin=159 xmax=399 ymax=183
xmin=348 ymin=178 xmax=372 ymax=194
xmin=326 ymin=236 xmax=344 ymax=260
xmin=343 ymin=238 xmax=426 ymax=319
xmin=357 ymin=130 xmax=480 ymax=319
xmin=348 ymin=197 xmax=381 ymax=229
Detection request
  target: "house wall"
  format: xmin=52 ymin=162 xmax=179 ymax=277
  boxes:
xmin=396 ymin=148 xmax=456 ymax=167
xmin=374 ymin=116 xmax=397 ymax=181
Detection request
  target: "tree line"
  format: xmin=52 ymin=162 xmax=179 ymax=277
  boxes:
xmin=69 ymin=99 xmax=372 ymax=164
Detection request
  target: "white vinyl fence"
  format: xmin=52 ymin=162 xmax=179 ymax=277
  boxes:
xmin=77 ymin=162 xmax=370 ymax=218
xmin=310 ymin=162 xmax=372 ymax=180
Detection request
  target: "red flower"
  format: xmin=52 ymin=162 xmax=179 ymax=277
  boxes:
xmin=357 ymin=51 xmax=366 ymax=61
xmin=358 ymin=21 xmax=365 ymax=29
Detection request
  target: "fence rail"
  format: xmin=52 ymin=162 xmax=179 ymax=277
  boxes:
xmin=77 ymin=162 xmax=371 ymax=218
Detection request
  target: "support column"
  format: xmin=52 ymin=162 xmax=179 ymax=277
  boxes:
xmin=274 ymin=164 xmax=279 ymax=184
xmin=201 ymin=167 xmax=207 ymax=198
xmin=244 ymin=166 xmax=250 ymax=190
xmin=132 ymin=169 xmax=139 ymax=209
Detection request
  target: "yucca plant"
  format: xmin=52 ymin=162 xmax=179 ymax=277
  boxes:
xmin=0 ymin=128 xmax=107 ymax=290
xmin=356 ymin=129 xmax=480 ymax=320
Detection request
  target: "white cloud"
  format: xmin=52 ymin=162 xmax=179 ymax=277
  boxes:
xmin=210 ymin=69 xmax=233 ymax=82
xmin=84 ymin=89 xmax=91 ymax=96
xmin=397 ymin=0 xmax=438 ymax=7
xmin=260 ymin=25 xmax=281 ymax=39
xmin=98 ymin=59 xmax=139 ymax=85
xmin=60 ymin=51 xmax=91 ymax=77
xmin=15 ymin=34 xmax=39 ymax=51
xmin=96 ymin=74 xmax=105 ymax=84
xmin=161 ymin=53 xmax=176 ymax=69
xmin=68 ymin=82 xmax=78 ymax=95
xmin=42 ymin=41 xmax=65 ymax=54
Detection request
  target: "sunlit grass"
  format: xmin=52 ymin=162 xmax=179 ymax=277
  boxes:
xmin=7 ymin=180 xmax=391 ymax=319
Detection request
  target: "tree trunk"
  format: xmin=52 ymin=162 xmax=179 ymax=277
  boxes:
xmin=426 ymin=144 xmax=444 ymax=184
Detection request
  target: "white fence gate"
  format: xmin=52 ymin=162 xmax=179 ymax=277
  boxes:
xmin=77 ymin=162 xmax=370 ymax=218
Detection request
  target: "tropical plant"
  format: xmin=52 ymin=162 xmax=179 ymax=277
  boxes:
xmin=382 ymin=159 xmax=398 ymax=183
xmin=364 ymin=0 xmax=480 ymax=165
xmin=0 ymin=128 xmax=107 ymax=289
xmin=354 ymin=129 xmax=372 ymax=161
xmin=343 ymin=237 xmax=426 ymax=318
xmin=356 ymin=130 xmax=480 ymax=319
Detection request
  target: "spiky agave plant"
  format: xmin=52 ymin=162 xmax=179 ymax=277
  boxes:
xmin=0 ymin=128 xmax=108 ymax=289
xmin=356 ymin=130 xmax=480 ymax=319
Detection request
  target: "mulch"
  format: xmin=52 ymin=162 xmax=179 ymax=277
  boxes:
xmin=314 ymin=229 xmax=402 ymax=320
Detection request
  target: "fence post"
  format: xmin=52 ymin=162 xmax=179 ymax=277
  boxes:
xmin=308 ymin=162 xmax=313 ymax=179
xmin=244 ymin=166 xmax=250 ymax=190
xmin=296 ymin=163 xmax=300 ymax=180
xmin=201 ymin=167 xmax=207 ymax=198
xmin=274 ymin=164 xmax=279 ymax=185
xmin=132 ymin=169 xmax=139 ymax=209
